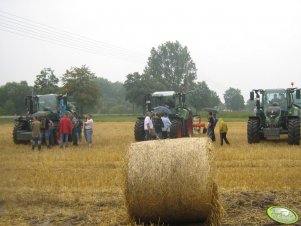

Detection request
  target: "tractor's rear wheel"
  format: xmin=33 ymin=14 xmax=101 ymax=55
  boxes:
xmin=170 ymin=119 xmax=182 ymax=138
xmin=288 ymin=118 xmax=300 ymax=145
xmin=247 ymin=118 xmax=260 ymax=144
xmin=187 ymin=117 xmax=193 ymax=137
xmin=134 ymin=118 xmax=145 ymax=141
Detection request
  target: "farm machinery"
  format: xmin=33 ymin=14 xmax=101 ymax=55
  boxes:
xmin=247 ymin=88 xmax=301 ymax=145
xmin=13 ymin=94 xmax=71 ymax=144
xmin=134 ymin=91 xmax=194 ymax=141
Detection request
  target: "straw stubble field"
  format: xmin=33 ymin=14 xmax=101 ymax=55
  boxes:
xmin=0 ymin=121 xmax=300 ymax=225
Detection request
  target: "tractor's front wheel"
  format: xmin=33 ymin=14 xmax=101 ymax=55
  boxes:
xmin=13 ymin=123 xmax=21 ymax=144
xmin=134 ymin=118 xmax=145 ymax=141
xmin=288 ymin=118 xmax=300 ymax=145
xmin=170 ymin=119 xmax=183 ymax=138
xmin=13 ymin=121 xmax=27 ymax=144
xmin=247 ymin=118 xmax=260 ymax=144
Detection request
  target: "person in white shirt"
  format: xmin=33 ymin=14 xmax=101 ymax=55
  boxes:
xmin=161 ymin=112 xmax=172 ymax=139
xmin=144 ymin=112 xmax=153 ymax=140
xmin=84 ymin=113 xmax=93 ymax=148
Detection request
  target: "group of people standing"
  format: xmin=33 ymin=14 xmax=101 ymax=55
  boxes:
xmin=207 ymin=112 xmax=230 ymax=146
xmin=144 ymin=111 xmax=172 ymax=140
xmin=31 ymin=112 xmax=94 ymax=150
xmin=143 ymin=110 xmax=230 ymax=145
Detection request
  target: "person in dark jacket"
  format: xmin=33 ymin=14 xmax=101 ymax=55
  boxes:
xmin=70 ymin=112 xmax=78 ymax=146
xmin=77 ymin=116 xmax=83 ymax=144
xmin=207 ymin=112 xmax=216 ymax=142
xmin=153 ymin=112 xmax=164 ymax=139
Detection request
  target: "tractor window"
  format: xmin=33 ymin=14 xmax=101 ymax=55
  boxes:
xmin=293 ymin=93 xmax=301 ymax=107
xmin=264 ymin=92 xmax=287 ymax=109
xmin=38 ymin=95 xmax=58 ymax=112
xmin=152 ymin=96 xmax=176 ymax=109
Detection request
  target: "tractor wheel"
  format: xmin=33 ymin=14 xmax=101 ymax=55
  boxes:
xmin=170 ymin=119 xmax=183 ymax=138
xmin=288 ymin=118 xmax=300 ymax=145
xmin=134 ymin=118 xmax=145 ymax=141
xmin=13 ymin=121 xmax=26 ymax=144
xmin=247 ymin=118 xmax=260 ymax=144
xmin=187 ymin=117 xmax=193 ymax=137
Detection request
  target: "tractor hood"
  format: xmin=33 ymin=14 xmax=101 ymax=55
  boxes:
xmin=264 ymin=105 xmax=282 ymax=127
xmin=265 ymin=106 xmax=281 ymax=119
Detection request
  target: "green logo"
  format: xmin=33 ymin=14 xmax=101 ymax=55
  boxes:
xmin=267 ymin=206 xmax=299 ymax=224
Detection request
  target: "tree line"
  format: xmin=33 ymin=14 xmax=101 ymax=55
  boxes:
xmin=0 ymin=41 xmax=246 ymax=116
xmin=0 ymin=66 xmax=131 ymax=115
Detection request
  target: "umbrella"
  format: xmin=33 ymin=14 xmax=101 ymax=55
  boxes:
xmin=153 ymin=106 xmax=172 ymax=115
xmin=202 ymin=107 xmax=218 ymax=113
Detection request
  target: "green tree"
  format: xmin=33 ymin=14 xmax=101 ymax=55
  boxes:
xmin=34 ymin=68 xmax=59 ymax=94
xmin=3 ymin=100 xmax=16 ymax=115
xmin=124 ymin=72 xmax=148 ymax=109
xmin=124 ymin=41 xmax=198 ymax=110
xmin=188 ymin=81 xmax=221 ymax=110
xmin=95 ymin=77 xmax=130 ymax=114
xmin=144 ymin=41 xmax=197 ymax=91
xmin=224 ymin=87 xmax=245 ymax=111
xmin=0 ymin=81 xmax=32 ymax=115
xmin=61 ymin=65 xmax=100 ymax=114
xmin=245 ymin=99 xmax=255 ymax=112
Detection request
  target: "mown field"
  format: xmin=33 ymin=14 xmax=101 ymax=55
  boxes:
xmin=0 ymin=120 xmax=301 ymax=225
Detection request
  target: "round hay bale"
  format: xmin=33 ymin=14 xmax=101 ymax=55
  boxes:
xmin=124 ymin=137 xmax=222 ymax=225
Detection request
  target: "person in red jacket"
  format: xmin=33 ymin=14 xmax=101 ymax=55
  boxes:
xmin=59 ymin=113 xmax=72 ymax=148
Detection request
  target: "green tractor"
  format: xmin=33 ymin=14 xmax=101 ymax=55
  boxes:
xmin=247 ymin=88 xmax=301 ymax=145
xmin=134 ymin=91 xmax=193 ymax=141
xmin=13 ymin=94 xmax=70 ymax=144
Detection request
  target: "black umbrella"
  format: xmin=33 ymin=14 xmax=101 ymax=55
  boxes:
xmin=153 ymin=106 xmax=172 ymax=115
xmin=202 ymin=107 xmax=218 ymax=113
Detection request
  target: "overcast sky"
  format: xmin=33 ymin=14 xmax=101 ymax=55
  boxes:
xmin=0 ymin=0 xmax=301 ymax=102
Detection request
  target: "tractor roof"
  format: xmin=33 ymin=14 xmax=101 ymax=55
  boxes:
xmin=152 ymin=91 xmax=175 ymax=97
xmin=35 ymin=94 xmax=61 ymax=97
xmin=264 ymin=88 xmax=286 ymax=92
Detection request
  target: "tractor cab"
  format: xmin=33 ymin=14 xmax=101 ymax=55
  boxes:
xmin=25 ymin=94 xmax=67 ymax=115
xmin=263 ymin=89 xmax=287 ymax=109
xmin=146 ymin=91 xmax=188 ymax=116
xmin=146 ymin=91 xmax=176 ymax=115
xmin=262 ymin=89 xmax=288 ymax=127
